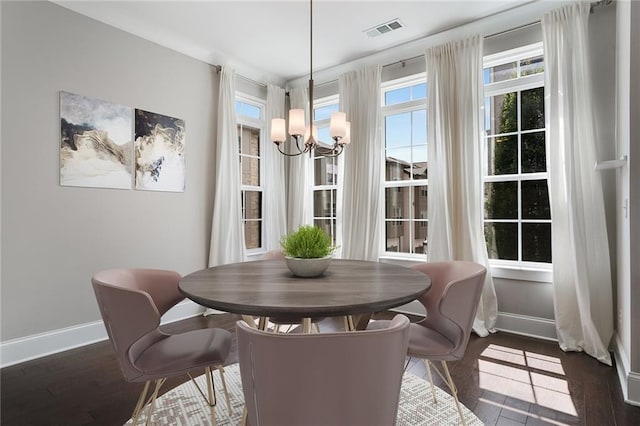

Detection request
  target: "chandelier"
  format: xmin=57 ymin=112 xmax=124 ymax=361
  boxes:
xmin=270 ymin=0 xmax=350 ymax=158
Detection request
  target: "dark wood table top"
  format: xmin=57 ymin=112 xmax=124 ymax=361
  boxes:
xmin=179 ymin=259 xmax=431 ymax=319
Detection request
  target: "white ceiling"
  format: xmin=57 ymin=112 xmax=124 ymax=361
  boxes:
xmin=54 ymin=0 xmax=534 ymax=84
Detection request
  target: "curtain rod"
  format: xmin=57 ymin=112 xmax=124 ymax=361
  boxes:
xmin=212 ymin=64 xmax=268 ymax=89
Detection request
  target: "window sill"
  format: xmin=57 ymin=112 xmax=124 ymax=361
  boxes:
xmin=378 ymin=254 xmax=552 ymax=283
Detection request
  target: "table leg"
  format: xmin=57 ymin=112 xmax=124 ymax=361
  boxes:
xmin=241 ymin=315 xmax=256 ymax=328
xmin=352 ymin=313 xmax=372 ymax=330
xmin=302 ymin=318 xmax=312 ymax=333
xmin=257 ymin=316 xmax=268 ymax=331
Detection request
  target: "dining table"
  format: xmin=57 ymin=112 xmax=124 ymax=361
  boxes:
xmin=179 ymin=258 xmax=431 ymax=332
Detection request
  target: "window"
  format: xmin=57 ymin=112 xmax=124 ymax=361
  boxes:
xmin=483 ymin=43 xmax=551 ymax=266
xmin=312 ymin=96 xmax=340 ymax=244
xmin=236 ymin=97 xmax=265 ymax=252
xmin=381 ymin=75 xmax=428 ymax=257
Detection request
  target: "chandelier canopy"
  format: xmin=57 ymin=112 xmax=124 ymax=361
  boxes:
xmin=271 ymin=0 xmax=350 ymax=158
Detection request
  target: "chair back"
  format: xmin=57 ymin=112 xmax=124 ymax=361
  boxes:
xmin=91 ymin=269 xmax=183 ymax=381
xmin=237 ymin=314 xmax=410 ymax=426
xmin=411 ymin=261 xmax=486 ymax=360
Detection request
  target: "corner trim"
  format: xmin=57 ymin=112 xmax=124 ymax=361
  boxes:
xmin=0 ymin=300 xmax=205 ymax=368
xmin=613 ymin=333 xmax=640 ymax=406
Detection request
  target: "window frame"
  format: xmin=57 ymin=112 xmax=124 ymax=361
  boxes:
xmin=236 ymin=93 xmax=266 ymax=255
xmin=483 ymin=42 xmax=552 ymax=280
xmin=380 ymin=73 xmax=429 ymax=261
xmin=310 ymin=94 xmax=343 ymax=250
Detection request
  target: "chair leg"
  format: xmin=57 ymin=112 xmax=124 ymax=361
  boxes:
xmin=131 ymin=380 xmax=151 ymax=425
xmin=217 ymin=365 xmax=232 ymax=415
xmin=144 ymin=378 xmax=166 ymax=426
xmin=441 ymin=361 xmax=466 ymax=426
xmin=424 ymin=359 xmax=438 ymax=404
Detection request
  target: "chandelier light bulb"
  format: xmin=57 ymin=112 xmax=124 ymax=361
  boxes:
xmin=271 ymin=118 xmax=286 ymax=143
xmin=288 ymin=109 xmax=306 ymax=136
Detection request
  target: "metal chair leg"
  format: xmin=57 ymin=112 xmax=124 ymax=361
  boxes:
xmin=441 ymin=360 xmax=466 ymax=426
xmin=144 ymin=378 xmax=165 ymax=426
xmin=131 ymin=381 xmax=151 ymax=425
xmin=424 ymin=359 xmax=438 ymax=404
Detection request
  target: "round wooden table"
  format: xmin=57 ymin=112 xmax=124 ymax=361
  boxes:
xmin=179 ymin=259 xmax=430 ymax=330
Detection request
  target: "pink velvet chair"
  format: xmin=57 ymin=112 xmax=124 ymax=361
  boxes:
xmin=92 ymin=268 xmax=232 ymax=425
xmin=368 ymin=261 xmax=487 ymax=426
xmin=236 ymin=314 xmax=410 ymax=426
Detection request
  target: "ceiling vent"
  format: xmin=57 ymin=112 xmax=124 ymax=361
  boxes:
xmin=364 ymin=19 xmax=404 ymax=38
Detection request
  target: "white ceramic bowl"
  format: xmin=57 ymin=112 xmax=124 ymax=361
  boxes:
xmin=284 ymin=256 xmax=332 ymax=278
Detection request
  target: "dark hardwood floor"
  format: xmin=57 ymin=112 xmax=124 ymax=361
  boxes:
xmin=1 ymin=312 xmax=638 ymax=425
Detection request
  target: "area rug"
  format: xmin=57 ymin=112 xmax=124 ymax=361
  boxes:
xmin=125 ymin=363 xmax=482 ymax=425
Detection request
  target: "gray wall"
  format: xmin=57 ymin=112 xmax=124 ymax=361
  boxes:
xmin=1 ymin=1 xmax=218 ymax=340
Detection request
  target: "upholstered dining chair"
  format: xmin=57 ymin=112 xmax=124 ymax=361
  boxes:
xmin=92 ymin=268 xmax=233 ymax=425
xmin=236 ymin=314 xmax=410 ymax=426
xmin=367 ymin=261 xmax=486 ymax=426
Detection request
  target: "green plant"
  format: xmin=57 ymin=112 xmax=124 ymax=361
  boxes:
xmin=280 ymin=225 xmax=336 ymax=259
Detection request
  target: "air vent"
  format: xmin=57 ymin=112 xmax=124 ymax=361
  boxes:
xmin=364 ymin=19 xmax=404 ymax=38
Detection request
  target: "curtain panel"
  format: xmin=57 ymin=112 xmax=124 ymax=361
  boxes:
xmin=264 ymin=85 xmax=288 ymax=249
xmin=425 ymin=35 xmax=498 ymax=336
xmin=339 ymin=65 xmax=383 ymax=261
xmin=542 ymin=2 xmax=613 ymax=365
xmin=286 ymin=86 xmax=312 ymax=233
xmin=209 ymin=67 xmax=246 ymax=267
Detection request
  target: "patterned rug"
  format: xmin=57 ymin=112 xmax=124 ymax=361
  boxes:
xmin=125 ymin=363 xmax=483 ymax=425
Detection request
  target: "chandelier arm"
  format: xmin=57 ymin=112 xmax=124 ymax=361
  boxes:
xmin=315 ymin=144 xmax=344 ymax=158
xmin=276 ymin=143 xmax=304 ymax=157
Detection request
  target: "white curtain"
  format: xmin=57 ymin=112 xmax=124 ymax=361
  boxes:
xmin=209 ymin=67 xmax=246 ymax=267
xmin=542 ymin=3 xmax=613 ymax=365
xmin=264 ymin=85 xmax=288 ymax=249
xmin=286 ymin=86 xmax=312 ymax=232
xmin=339 ymin=65 xmax=382 ymax=261
xmin=425 ymin=35 xmax=498 ymax=336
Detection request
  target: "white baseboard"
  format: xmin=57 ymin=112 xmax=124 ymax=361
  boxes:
xmin=494 ymin=311 xmax=558 ymax=341
xmin=613 ymin=333 xmax=640 ymax=406
xmin=0 ymin=300 xmax=205 ymax=368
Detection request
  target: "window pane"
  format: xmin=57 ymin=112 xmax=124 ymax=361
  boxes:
xmin=317 ymin=125 xmax=332 ymax=146
xmin=385 ymin=150 xmax=412 ymax=181
xmin=385 ymin=86 xmax=411 ymax=106
xmin=521 ymin=87 xmax=545 ymax=130
xmin=385 ymin=113 xmax=411 ymax=149
xmin=412 ymin=151 xmax=428 ymax=179
xmin=522 ymin=223 xmax=552 ymax=262
xmin=484 ymin=61 xmax=517 ymax=84
xmin=486 ymin=92 xmax=517 ymax=135
xmin=239 ymin=125 xmax=260 ymax=156
xmin=314 ymin=157 xmax=337 ymax=185
xmin=485 ymin=222 xmax=518 ymax=260
xmin=314 ymin=103 xmax=339 ymax=121
xmin=487 ymin=135 xmax=517 ymax=175
xmin=241 ymin=156 xmax=260 ymax=186
xmin=244 ymin=220 xmax=262 ymax=249
xmin=385 ymin=221 xmax=411 ymax=253
xmin=520 ymin=55 xmax=544 ymax=76
xmin=413 ymin=185 xmax=428 ymax=220
xmin=521 ymin=180 xmax=550 ymax=220
xmin=485 ymin=181 xmax=518 ymax=219
xmin=236 ymin=101 xmax=261 ymax=119
xmin=243 ymin=191 xmax=262 ymax=220
xmin=314 ymin=219 xmax=336 ymax=244
xmin=314 ymin=189 xmax=336 ymax=217
xmin=413 ymin=221 xmax=428 ymax=254
xmin=412 ymin=83 xmax=427 ymax=100
xmin=412 ymin=110 xmax=427 ymax=145
xmin=385 ymin=186 xmax=409 ymax=219
xmin=521 ymin=131 xmax=546 ymax=173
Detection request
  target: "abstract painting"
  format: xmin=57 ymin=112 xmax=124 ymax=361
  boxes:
xmin=134 ymin=109 xmax=185 ymax=192
xmin=59 ymin=91 xmax=133 ymax=189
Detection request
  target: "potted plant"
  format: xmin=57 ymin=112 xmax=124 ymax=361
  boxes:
xmin=280 ymin=225 xmax=336 ymax=277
